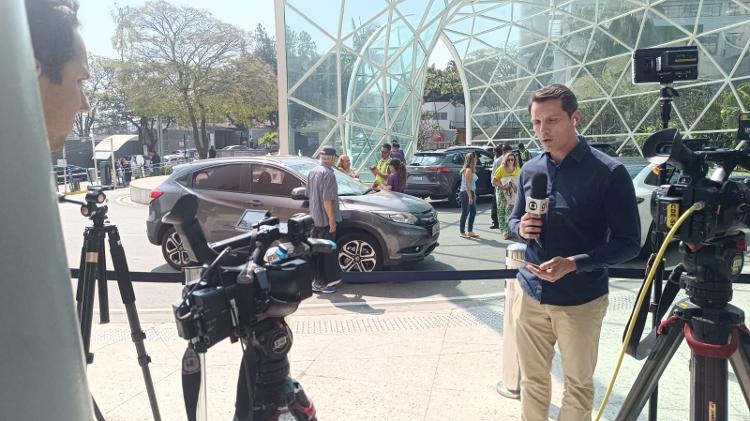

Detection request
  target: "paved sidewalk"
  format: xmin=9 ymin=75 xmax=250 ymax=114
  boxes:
xmin=85 ymin=283 xmax=750 ymax=421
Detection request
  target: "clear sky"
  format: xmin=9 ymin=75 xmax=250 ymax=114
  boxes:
xmin=77 ymin=0 xmax=452 ymax=67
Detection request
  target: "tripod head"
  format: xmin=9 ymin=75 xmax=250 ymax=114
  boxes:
xmin=58 ymin=186 xmax=109 ymax=225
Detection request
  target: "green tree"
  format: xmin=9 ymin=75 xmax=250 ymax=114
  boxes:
xmin=114 ymin=0 xmax=244 ymax=158
xmin=423 ymin=60 xmax=464 ymax=104
xmin=250 ymin=23 xmax=277 ymax=72
xmin=258 ymin=131 xmax=279 ymax=148
xmin=74 ymin=55 xmax=117 ymax=140
xmin=203 ymin=54 xmax=278 ymax=131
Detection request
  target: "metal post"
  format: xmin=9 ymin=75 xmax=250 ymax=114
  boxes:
xmin=0 ymin=1 xmax=94 ymax=419
xmin=62 ymin=142 xmax=69 ymax=193
xmin=89 ymin=136 xmax=98 ymax=183
xmin=157 ymin=116 xmax=163 ymax=171
xmin=110 ymin=136 xmax=117 ymax=188
xmin=274 ymin=0 xmax=289 ymax=155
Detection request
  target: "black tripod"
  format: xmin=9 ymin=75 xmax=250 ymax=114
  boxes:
xmin=181 ymin=287 xmax=316 ymax=421
xmin=617 ymin=238 xmax=750 ymax=420
xmin=234 ymin=318 xmax=316 ymax=421
xmin=70 ymin=192 xmax=161 ymax=420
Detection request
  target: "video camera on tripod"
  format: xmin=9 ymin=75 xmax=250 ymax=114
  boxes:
xmin=607 ymin=46 xmax=750 ymax=421
xmin=163 ymin=194 xmax=337 ymax=421
xmin=646 ymin=129 xmax=750 ymax=303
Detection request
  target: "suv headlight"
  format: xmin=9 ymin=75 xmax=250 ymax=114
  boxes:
xmin=372 ymin=211 xmax=418 ymax=224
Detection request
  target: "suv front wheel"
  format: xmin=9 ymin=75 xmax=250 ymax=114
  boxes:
xmin=337 ymin=232 xmax=382 ymax=272
xmin=161 ymin=226 xmax=195 ymax=270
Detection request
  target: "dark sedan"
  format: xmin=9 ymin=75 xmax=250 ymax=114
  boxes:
xmin=146 ymin=156 xmax=440 ymax=271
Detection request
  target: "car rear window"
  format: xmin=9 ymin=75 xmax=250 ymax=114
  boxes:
xmin=410 ymin=154 xmax=445 ymax=166
xmin=192 ymin=164 xmax=242 ymax=191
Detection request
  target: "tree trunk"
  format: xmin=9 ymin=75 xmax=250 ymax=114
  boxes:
xmin=198 ymin=103 xmax=209 ymax=159
xmin=137 ymin=117 xmax=158 ymax=152
xmin=183 ymin=94 xmax=202 ymax=158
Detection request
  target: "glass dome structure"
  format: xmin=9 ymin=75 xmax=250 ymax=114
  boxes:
xmin=275 ymin=0 xmax=750 ymax=175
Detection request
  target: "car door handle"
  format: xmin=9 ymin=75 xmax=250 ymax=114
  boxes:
xmin=249 ymin=200 xmax=264 ymax=207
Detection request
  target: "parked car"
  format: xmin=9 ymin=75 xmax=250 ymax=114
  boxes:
xmin=621 ymin=157 xmax=688 ymax=255
xmin=590 ymin=142 xmax=619 ymax=156
xmin=147 ymin=156 xmax=440 ymax=271
xmin=405 ymin=146 xmax=495 ymax=207
xmin=52 ymin=164 xmax=88 ymax=184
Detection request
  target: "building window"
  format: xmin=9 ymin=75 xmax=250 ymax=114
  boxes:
xmin=726 ymin=32 xmax=745 ymax=48
xmin=728 ymin=1 xmax=750 ymax=15
xmin=702 ymin=33 xmax=719 ymax=54
xmin=431 ymin=112 xmax=448 ymax=120
xmin=703 ymin=3 xmax=722 ymax=17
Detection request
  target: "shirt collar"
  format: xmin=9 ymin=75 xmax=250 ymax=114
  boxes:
xmin=544 ymin=136 xmax=589 ymax=164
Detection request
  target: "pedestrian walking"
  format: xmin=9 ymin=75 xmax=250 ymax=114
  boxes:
xmin=492 ymin=152 xmax=520 ymax=240
xmin=307 ymin=145 xmax=343 ymax=294
xmin=458 ymin=152 xmax=479 ymax=238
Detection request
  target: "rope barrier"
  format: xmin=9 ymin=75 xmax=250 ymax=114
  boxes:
xmin=69 ymin=267 xmax=750 ymax=284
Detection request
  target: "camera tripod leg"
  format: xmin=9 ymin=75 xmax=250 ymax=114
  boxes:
xmin=616 ymin=317 xmax=685 ymax=421
xmin=690 ymin=354 xmax=728 ymax=420
xmin=97 ymin=243 xmax=109 ymax=324
xmin=93 ymin=398 xmax=105 ymax=421
xmin=78 ymin=227 xmax=105 ymax=364
xmin=287 ymin=380 xmax=317 ymax=421
xmin=728 ymin=326 xmax=750 ymax=409
xmin=106 ymin=226 xmax=162 ymax=421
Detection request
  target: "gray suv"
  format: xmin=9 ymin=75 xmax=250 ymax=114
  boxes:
xmin=146 ymin=156 xmax=439 ymax=271
xmin=405 ymin=146 xmax=495 ymax=207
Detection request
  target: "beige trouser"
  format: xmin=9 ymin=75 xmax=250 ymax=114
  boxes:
xmin=513 ymin=289 xmax=609 ymax=421
xmin=502 ymin=279 xmax=521 ymax=390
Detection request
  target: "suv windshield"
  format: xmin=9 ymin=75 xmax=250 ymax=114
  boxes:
xmin=410 ymin=154 xmax=445 ymax=166
xmin=287 ymin=161 xmax=369 ymax=196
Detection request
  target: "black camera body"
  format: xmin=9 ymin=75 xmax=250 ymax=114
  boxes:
xmin=163 ymin=195 xmax=336 ymax=352
xmin=173 ymin=254 xmax=313 ymax=352
xmin=646 ymin=128 xmax=750 ymax=244
xmin=644 ymin=128 xmax=750 ymax=305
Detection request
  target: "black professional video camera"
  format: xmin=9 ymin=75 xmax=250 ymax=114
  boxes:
xmin=164 ymin=194 xmax=335 ymax=351
xmin=644 ymin=129 xmax=750 ymax=304
xmin=162 ymin=194 xmax=335 ymax=421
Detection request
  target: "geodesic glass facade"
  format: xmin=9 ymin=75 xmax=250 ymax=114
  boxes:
xmin=277 ymin=0 xmax=750 ymax=175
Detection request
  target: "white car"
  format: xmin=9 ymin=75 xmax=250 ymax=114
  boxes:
xmin=622 ymin=158 xmax=682 ymax=255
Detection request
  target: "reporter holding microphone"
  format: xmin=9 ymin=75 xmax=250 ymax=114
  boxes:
xmin=507 ymin=84 xmax=640 ymax=420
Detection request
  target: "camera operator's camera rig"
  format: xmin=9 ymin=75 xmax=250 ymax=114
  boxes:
xmin=58 ymin=187 xmax=161 ymax=421
xmin=603 ymin=46 xmax=750 ymax=421
xmin=162 ymin=194 xmax=336 ymax=421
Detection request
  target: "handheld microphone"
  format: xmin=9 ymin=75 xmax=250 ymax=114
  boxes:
xmin=526 ymin=173 xmax=548 ymax=215
xmin=525 ymin=173 xmax=548 ymax=248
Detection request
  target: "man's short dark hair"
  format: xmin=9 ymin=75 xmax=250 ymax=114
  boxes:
xmin=502 ymin=144 xmax=512 ymax=152
xmin=26 ymin=0 xmax=80 ymax=84
xmin=381 ymin=143 xmax=392 ymax=151
xmin=528 ymin=84 xmax=578 ymax=117
xmin=391 ymin=140 xmax=400 ymax=148
xmin=494 ymin=145 xmax=504 ymax=156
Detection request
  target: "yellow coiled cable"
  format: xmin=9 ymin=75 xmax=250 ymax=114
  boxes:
xmin=594 ymin=202 xmax=701 ymax=420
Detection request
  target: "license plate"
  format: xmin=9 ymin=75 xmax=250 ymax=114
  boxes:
xmin=410 ymin=175 xmax=427 ymax=183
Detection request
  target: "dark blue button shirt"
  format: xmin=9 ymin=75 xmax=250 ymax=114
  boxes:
xmin=508 ymin=138 xmax=641 ymax=306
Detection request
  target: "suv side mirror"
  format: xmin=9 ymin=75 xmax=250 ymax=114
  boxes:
xmin=291 ymin=186 xmax=308 ymax=200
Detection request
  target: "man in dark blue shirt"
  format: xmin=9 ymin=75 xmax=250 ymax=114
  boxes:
xmin=507 ymin=84 xmax=640 ymax=420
